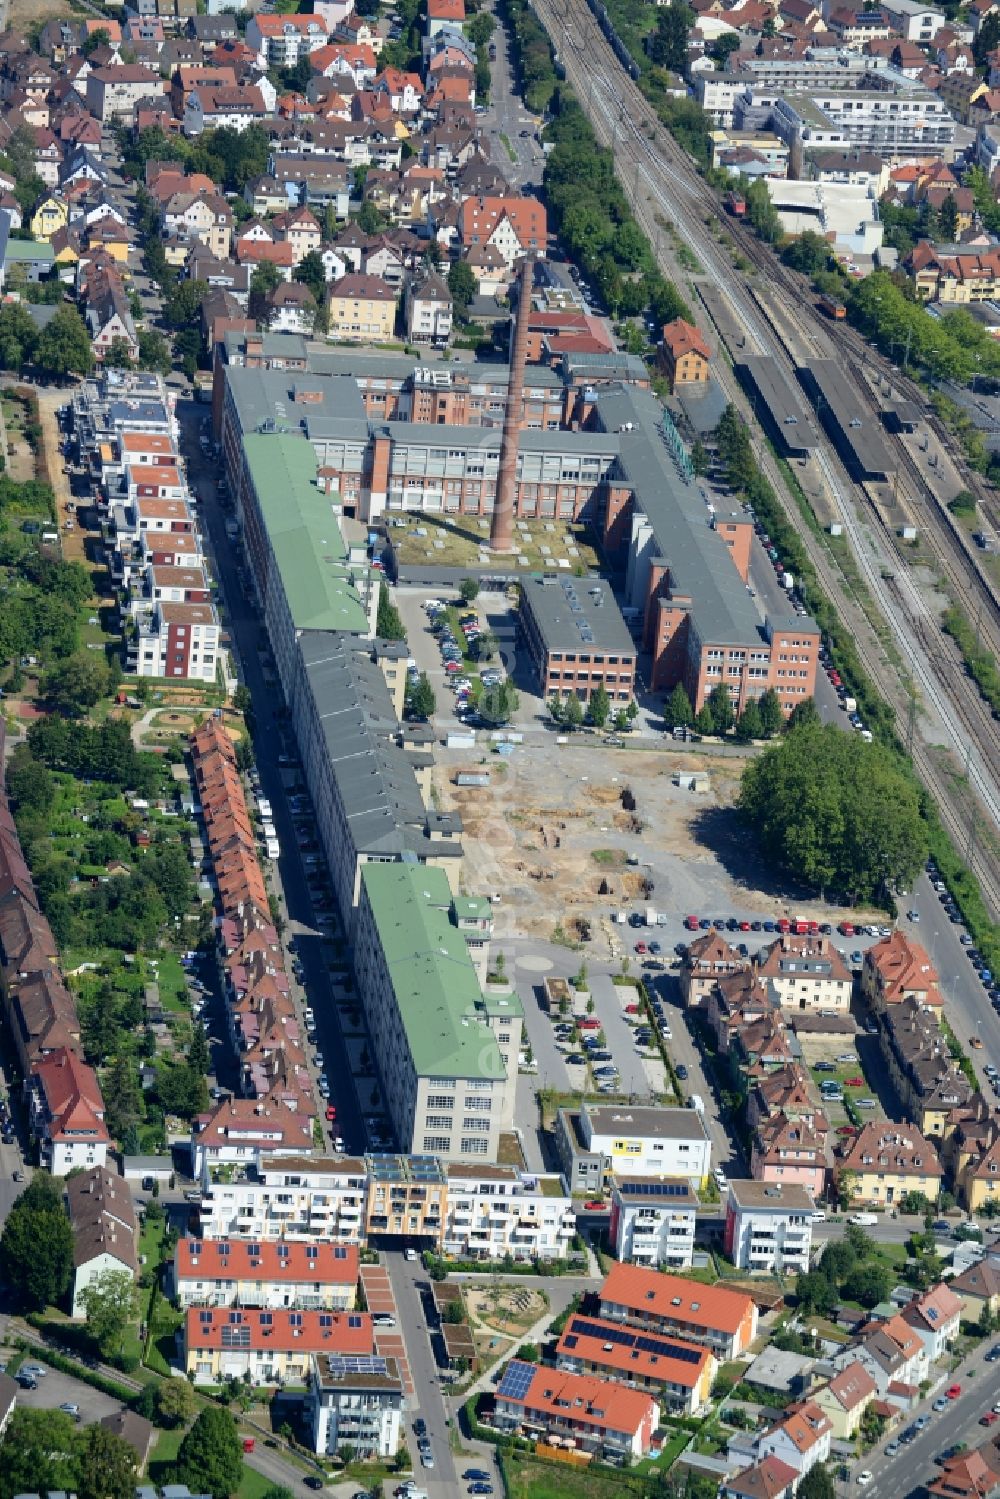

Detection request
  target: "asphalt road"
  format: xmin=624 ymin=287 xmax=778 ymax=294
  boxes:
xmin=481 ymin=2 xmax=546 ymax=190
xmin=385 ymin=1250 xmax=460 ymax=1499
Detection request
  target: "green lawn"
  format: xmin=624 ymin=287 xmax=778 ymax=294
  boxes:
xmin=503 ymin=1455 xmax=646 ymax=1499
xmin=148 ymin=1428 xmax=184 ymax=1487
xmin=238 ymin=1463 xmax=280 ymax=1499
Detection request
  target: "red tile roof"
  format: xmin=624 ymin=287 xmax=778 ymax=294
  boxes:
xmin=185 ymin=1307 xmax=374 ymax=1353
xmin=600 ymin=1262 xmax=755 ymax=1337
xmin=175 ymin=1238 xmax=359 ymax=1286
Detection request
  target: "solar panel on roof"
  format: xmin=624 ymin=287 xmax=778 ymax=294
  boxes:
xmin=567 ymin=1318 xmax=703 ymax=1366
xmin=497 ymin=1360 xmax=536 ymax=1401
xmin=221 ymin=1325 xmax=251 ymax=1348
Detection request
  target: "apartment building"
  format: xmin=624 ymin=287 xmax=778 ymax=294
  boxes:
xmin=879 ymin=0 xmax=946 ymax=40
xmin=30 ymin=1046 xmax=110 ymax=1174
xmin=554 ymin=1312 xmax=715 ymax=1415
xmin=836 ymin=1122 xmax=943 ymax=1206
xmin=128 ymin=600 xmax=220 ymax=681
xmin=599 ymin=1262 xmax=758 ymax=1360
xmin=755 ymin=934 xmax=853 ymax=1012
xmin=247 ymin=12 xmax=330 ymax=66
xmin=198 ymin=1155 xmax=368 ymax=1243
xmin=608 ymin=1177 xmax=699 ymax=1269
xmin=172 ymin=1238 xmax=359 ymax=1310
xmin=751 ymin=1113 xmax=828 ymax=1198
xmin=363 ymin=1155 xmax=448 ymax=1242
xmin=862 ymin=932 xmax=941 ymax=1011
xmin=85 ymin=65 xmax=162 ymax=121
xmin=723 ymin=1180 xmax=816 ymax=1274
xmin=442 ymin=1163 xmax=575 ymax=1261
xmin=680 ymin=931 xmax=750 ymax=1007
xmin=518 ymin=575 xmax=637 ymax=706
xmin=192 ymin=1098 xmax=317 ymax=1180
xmin=327 ymin=274 xmax=397 ymax=342
xmin=494 ymin=1362 xmax=660 ymax=1461
xmin=406 ymin=272 xmax=452 ymax=345
xmin=309 ymin=1353 xmax=404 ymax=1459
xmin=770 ymin=86 xmax=954 ymax=159
xmin=185 ymin=1307 xmax=373 ymax=1385
xmin=876 ymin=995 xmax=972 ymax=1139
xmin=910 ymin=241 xmax=1000 ymax=304
xmin=555 ymin=1102 xmax=712 ymax=1194
xmin=660 ymin=319 xmax=711 ymax=392
xmin=354 ymin=864 xmax=507 ymax=1161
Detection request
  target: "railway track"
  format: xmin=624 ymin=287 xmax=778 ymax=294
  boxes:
xmin=537 ymin=0 xmax=1000 ymax=913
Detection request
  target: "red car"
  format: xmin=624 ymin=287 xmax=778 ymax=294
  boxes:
xmin=325 ymin=1105 xmax=337 ymax=1121
xmin=839 ymin=922 xmax=855 ymax=936
xmin=635 ymin=941 xmax=648 ymax=954
xmin=829 ymin=672 xmax=842 ymax=687
xmin=947 ymin=1385 xmax=962 ymax=1400
xmin=777 ymin=918 xmax=791 ymax=932
xmin=583 ymin=1199 xmax=606 ymax=1211
xmin=845 ymin=1077 xmax=865 ymax=1088
xmin=739 ymin=920 xmax=751 ymax=931
xmin=685 ymin=915 xmax=700 ymax=930
xmin=836 ymin=1125 xmax=857 ymax=1136
xmin=981 ymin=1413 xmax=998 ymax=1427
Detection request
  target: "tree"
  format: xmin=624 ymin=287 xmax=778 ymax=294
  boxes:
xmin=188 ymin=1021 xmax=211 ymax=1078
xmin=233 ymin=684 xmax=253 ymax=715
xmin=103 ymin=336 xmax=135 ymax=369
xmin=475 ymin=629 xmax=499 ymax=661
xmin=406 ymin=672 xmax=435 ymax=720
xmin=6 ymin=749 xmax=55 ymax=814
xmin=448 ymin=259 xmax=477 ymax=313
xmin=81 ymin=27 xmax=111 ymax=56
xmin=249 ymin=261 xmax=281 ymax=321
xmin=794 ymin=1268 xmax=837 ymax=1316
xmin=0 ymin=1171 xmax=74 ymax=1310
xmin=664 ymin=684 xmax=693 ymax=729
xmin=157 ymin=1376 xmax=197 ymax=1429
xmin=647 ymin=1 xmax=693 ymax=71
xmin=36 ymin=305 xmax=94 ymax=379
xmin=175 ymin=1406 xmax=244 ymax=1499
xmin=787 ymin=697 xmax=820 ymax=732
xmin=458 ymin=577 xmax=480 ymax=603
xmin=0 ymin=1409 xmax=80 ymax=1499
xmin=42 ymin=653 xmax=110 ymax=715
xmin=295 ymin=249 xmax=327 ymax=306
xmin=797 ymin=1467 xmax=835 ymax=1499
xmin=740 ymin=721 xmax=926 ymax=901
xmin=376 ymin=589 xmax=406 ymax=641
xmin=693 ymin=704 xmax=715 ymax=735
xmin=467 ymin=11 xmax=496 ymax=44
xmin=757 ymin=687 xmax=784 ymax=738
xmin=357 ymin=199 xmax=386 ymax=235
xmin=0 ymin=301 xmax=39 ymax=373
xmin=478 ymin=679 xmax=519 ymax=726
xmin=137 ymin=329 xmax=172 ymax=375
xmin=589 ymin=682 xmax=611 ymax=728
xmin=104 ymin=1055 xmax=143 ymax=1142
xmin=562 ymin=692 xmax=584 ymax=729
xmin=79 ymin=1268 xmax=139 ymax=1360
xmin=843 ymin=1259 xmax=892 ymax=1308
xmin=77 ymin=1423 xmax=138 ymax=1499
xmin=690 ymin=438 xmax=708 ymax=477
xmin=734 ymin=698 xmax=763 ymax=742
xmin=708 ymin=683 xmax=735 ymax=736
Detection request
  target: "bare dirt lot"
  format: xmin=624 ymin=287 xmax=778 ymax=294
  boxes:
xmin=436 ymin=737 xmax=885 ymax=942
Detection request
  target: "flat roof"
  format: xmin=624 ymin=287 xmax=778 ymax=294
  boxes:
xmin=611 ymin=1175 xmax=699 ymax=1206
xmin=797 ymin=360 xmax=897 ymax=479
xmin=242 ymin=431 xmax=370 ymax=635
xmin=736 ymin=358 xmax=817 ymax=454
xmin=727 ymin=1179 xmax=816 ymax=1211
xmin=520 ymin=574 xmax=635 ymax=658
xmin=361 ymin=863 xmax=503 ymax=1082
xmin=581 ymin=1102 xmax=711 ymax=1145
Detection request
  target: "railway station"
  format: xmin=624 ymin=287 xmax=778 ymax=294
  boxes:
xmin=796 ymin=360 xmax=897 ymax=481
xmin=735 ymin=357 xmax=818 ymax=460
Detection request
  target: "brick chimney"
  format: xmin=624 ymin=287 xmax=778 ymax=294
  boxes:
xmin=491 ymin=254 xmax=533 ymax=553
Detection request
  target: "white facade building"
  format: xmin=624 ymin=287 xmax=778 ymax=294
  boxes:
xmin=443 ymin=1164 xmax=576 ymax=1261
xmin=608 ymin=1176 xmax=699 ymax=1268
xmin=198 ymin=1154 xmax=368 ymax=1243
xmin=309 ymin=1353 xmax=404 ymax=1460
xmin=556 ymin=1102 xmax=712 ymax=1193
xmin=723 ymin=1180 xmax=816 ymax=1273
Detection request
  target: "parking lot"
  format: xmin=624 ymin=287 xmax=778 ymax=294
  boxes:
xmin=3 ymin=1356 xmax=124 ymax=1425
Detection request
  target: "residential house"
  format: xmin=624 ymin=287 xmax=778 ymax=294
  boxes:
xmin=493 ymin=1361 xmax=660 ymax=1461
xmin=949 ymin=1258 xmax=1000 ymax=1326
xmin=184 ymin=84 xmax=269 ymax=136
xmin=29 ymin=1046 xmax=110 ymax=1175
xmin=751 ymin=1114 xmax=828 ymax=1197
xmin=66 ymin=1165 xmax=138 ymax=1318
xmin=680 ymin=929 xmax=748 ymax=1007
xmin=185 ymin=1306 xmax=374 ymax=1385
xmin=405 ymin=271 xmax=452 ymax=344
xmin=268 ymin=280 xmax=318 ymax=334
xmin=327 ymin=272 xmax=396 ymax=341
xmin=172 ymin=1236 xmax=359 ymax=1309
xmin=836 ymin=1121 xmax=943 ymax=1207
xmin=29 ymin=194 xmax=67 ymax=241
xmin=598 ymin=1261 xmax=758 ymax=1360
xmin=162 ymin=190 xmax=234 ymax=258
xmin=458 ymin=194 xmax=547 ymax=268
xmin=862 ymin=931 xmax=941 ymax=1011
xmin=99 ymin=1410 xmax=155 ymax=1474
xmin=659 ymin=318 xmax=712 ymax=391
xmin=271 ymin=205 xmax=322 ymax=264
xmin=900 ymin=1282 xmax=962 ymax=1361
xmin=927 ymin=1448 xmax=1000 ymax=1499
xmin=608 ymin=1176 xmax=699 ymax=1269
xmin=755 ymin=933 xmax=853 ymax=1012
xmin=839 ymin=1312 xmax=929 ymax=1396
xmin=811 ymin=1362 xmax=877 ymax=1441
xmin=721 ymin=1458 xmax=800 ymax=1499
xmin=757 ymin=1402 xmax=832 ymax=1477
xmin=723 ymin=1179 xmax=816 ymax=1274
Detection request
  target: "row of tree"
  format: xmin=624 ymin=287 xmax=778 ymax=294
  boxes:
xmin=0 ymin=302 xmax=94 ymax=380
xmin=664 ymin=681 xmax=788 ymax=741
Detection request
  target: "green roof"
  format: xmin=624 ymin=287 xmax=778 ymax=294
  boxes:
xmin=242 ymin=431 xmax=371 ymax=635
xmin=361 ymin=864 xmax=504 ymax=1082
xmin=452 ymin=896 xmax=491 ymax=920
xmin=480 ymin=988 xmax=524 ymax=1019
xmin=6 ymin=239 xmax=54 ymax=263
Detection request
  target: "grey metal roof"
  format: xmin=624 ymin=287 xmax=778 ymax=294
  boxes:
xmin=798 ymin=360 xmax=896 ymax=479
xmin=736 ymin=357 xmax=817 ymax=454
xmin=593 ymin=385 xmax=768 ymax=648
xmin=521 ymin=574 xmax=635 ymax=657
xmin=299 ymin=635 xmax=438 ymax=863
xmin=227 ymin=366 xmax=366 ymax=439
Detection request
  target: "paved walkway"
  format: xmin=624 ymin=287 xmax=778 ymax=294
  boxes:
xmin=361 ymin=1262 xmax=415 ymax=1399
